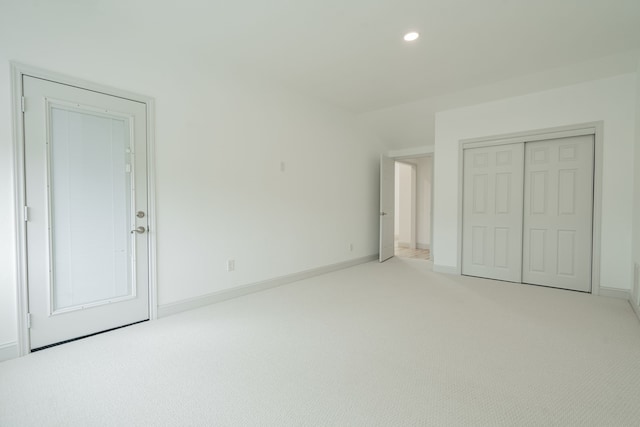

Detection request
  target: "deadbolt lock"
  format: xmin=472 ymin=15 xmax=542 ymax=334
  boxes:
xmin=137 ymin=211 xmax=145 ymax=218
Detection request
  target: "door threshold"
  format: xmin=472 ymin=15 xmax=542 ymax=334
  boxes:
xmin=31 ymin=319 xmax=149 ymax=353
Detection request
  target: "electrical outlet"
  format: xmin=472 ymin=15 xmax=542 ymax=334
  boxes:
xmin=227 ymin=259 xmax=235 ymax=272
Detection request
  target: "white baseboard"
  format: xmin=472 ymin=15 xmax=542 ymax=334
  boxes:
xmin=598 ymin=287 xmax=630 ymax=300
xmin=158 ymin=255 xmax=378 ymax=318
xmin=0 ymin=342 xmax=18 ymax=363
xmin=433 ymin=264 xmax=459 ymax=275
xmin=398 ymin=242 xmax=430 ymax=250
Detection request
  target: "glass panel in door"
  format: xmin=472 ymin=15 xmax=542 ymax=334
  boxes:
xmin=49 ymin=106 xmax=134 ymax=312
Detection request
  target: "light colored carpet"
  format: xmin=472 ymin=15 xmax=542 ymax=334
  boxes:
xmin=2 ymin=258 xmax=640 ymax=426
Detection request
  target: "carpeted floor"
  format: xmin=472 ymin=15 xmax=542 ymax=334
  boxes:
xmin=1 ymin=257 xmax=640 ymax=426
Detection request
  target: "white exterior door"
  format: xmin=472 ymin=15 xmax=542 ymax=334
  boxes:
xmin=522 ymin=135 xmax=594 ymax=292
xmin=379 ymin=155 xmax=395 ymax=262
xmin=462 ymin=143 xmax=524 ymax=282
xmin=23 ymin=76 xmax=150 ymax=350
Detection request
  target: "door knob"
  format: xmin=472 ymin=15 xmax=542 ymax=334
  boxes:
xmin=131 ymin=226 xmax=146 ymax=234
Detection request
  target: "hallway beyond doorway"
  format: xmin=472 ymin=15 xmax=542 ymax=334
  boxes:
xmin=395 ymin=243 xmax=430 ymax=260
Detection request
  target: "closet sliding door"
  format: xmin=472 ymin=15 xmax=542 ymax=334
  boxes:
xmin=462 ymin=143 xmax=524 ymax=282
xmin=522 ymin=135 xmax=594 ymax=292
xmin=462 ymin=134 xmax=595 ymax=292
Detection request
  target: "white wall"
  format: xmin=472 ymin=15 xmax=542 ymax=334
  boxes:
xmin=0 ymin=88 xmax=15 ymax=353
xmin=632 ymin=62 xmax=640 ymax=307
xmin=414 ymin=156 xmax=432 ymax=249
xmin=395 ymin=162 xmax=413 ymax=246
xmin=0 ymin=15 xmax=382 ymax=349
xmin=434 ymin=74 xmax=637 ymax=290
xmin=358 ymin=51 xmax=640 ymax=150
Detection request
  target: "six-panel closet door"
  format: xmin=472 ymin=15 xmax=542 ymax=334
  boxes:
xmin=522 ymin=135 xmax=594 ymax=292
xmin=462 ymin=134 xmax=595 ymax=292
xmin=462 ymin=143 xmax=524 ymax=282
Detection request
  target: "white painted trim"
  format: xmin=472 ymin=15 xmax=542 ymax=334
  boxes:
xmin=11 ymin=62 xmax=158 ymax=356
xmin=598 ymin=287 xmax=630 ymax=300
xmin=591 ymin=122 xmax=604 ymax=296
xmin=388 ymin=145 xmax=434 ymax=159
xmin=631 ymin=262 xmax=639 ymax=312
xmin=630 ymin=298 xmax=640 ymax=323
xmin=410 ymin=164 xmax=417 ymax=249
xmin=460 ymin=123 xmax=598 ymax=148
xmin=11 ymin=64 xmax=29 ymax=357
xmin=430 ymin=153 xmax=435 ymax=260
xmin=146 ymin=99 xmax=158 ymax=321
xmin=158 ymin=255 xmax=378 ymax=318
xmin=395 ymin=160 xmax=418 ymax=250
xmin=433 ymin=265 xmax=459 ymax=275
xmin=456 ymin=122 xmax=604 ymax=293
xmin=391 ymin=153 xmax=435 ymax=260
xmin=456 ymin=142 xmax=464 ymax=275
xmin=0 ymin=342 xmax=18 ymax=363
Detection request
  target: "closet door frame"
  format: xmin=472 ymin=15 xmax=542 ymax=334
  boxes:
xmin=456 ymin=122 xmax=603 ymax=295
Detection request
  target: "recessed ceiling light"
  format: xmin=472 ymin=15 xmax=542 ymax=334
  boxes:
xmin=403 ymin=32 xmax=419 ymax=42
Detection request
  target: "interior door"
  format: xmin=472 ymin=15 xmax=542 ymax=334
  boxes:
xmin=23 ymin=76 xmax=149 ymax=350
xmin=379 ymin=155 xmax=395 ymax=262
xmin=522 ymin=135 xmax=594 ymax=292
xmin=462 ymin=143 xmax=524 ymax=282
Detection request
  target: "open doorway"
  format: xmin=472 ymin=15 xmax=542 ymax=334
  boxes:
xmin=394 ymin=157 xmax=432 ymax=261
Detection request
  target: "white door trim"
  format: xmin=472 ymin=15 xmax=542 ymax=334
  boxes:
xmin=387 ymin=151 xmax=435 ymax=259
xmin=10 ymin=63 xmax=158 ymax=356
xmin=395 ymin=160 xmax=417 ymax=249
xmin=456 ymin=122 xmax=603 ymax=295
xmin=388 ymin=145 xmax=434 ymax=159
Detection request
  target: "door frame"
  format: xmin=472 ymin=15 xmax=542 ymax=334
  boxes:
xmin=11 ymin=63 xmax=158 ymax=356
xmin=395 ymin=160 xmax=417 ymax=250
xmin=457 ymin=122 xmax=603 ymax=295
xmin=387 ymin=146 xmax=435 ymax=259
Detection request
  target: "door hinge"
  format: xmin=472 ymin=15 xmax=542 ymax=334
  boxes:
xmin=26 ymin=313 xmax=32 ymax=329
xmin=24 ymin=206 xmax=29 ymax=222
xmin=21 ymin=96 xmax=25 ymax=113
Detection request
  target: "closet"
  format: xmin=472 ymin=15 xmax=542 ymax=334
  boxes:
xmin=462 ymin=134 xmax=594 ymax=292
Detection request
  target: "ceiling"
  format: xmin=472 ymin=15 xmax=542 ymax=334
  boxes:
xmin=5 ymin=0 xmax=640 ymax=113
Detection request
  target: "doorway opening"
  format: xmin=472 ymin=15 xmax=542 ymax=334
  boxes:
xmin=394 ymin=157 xmax=432 ymax=261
